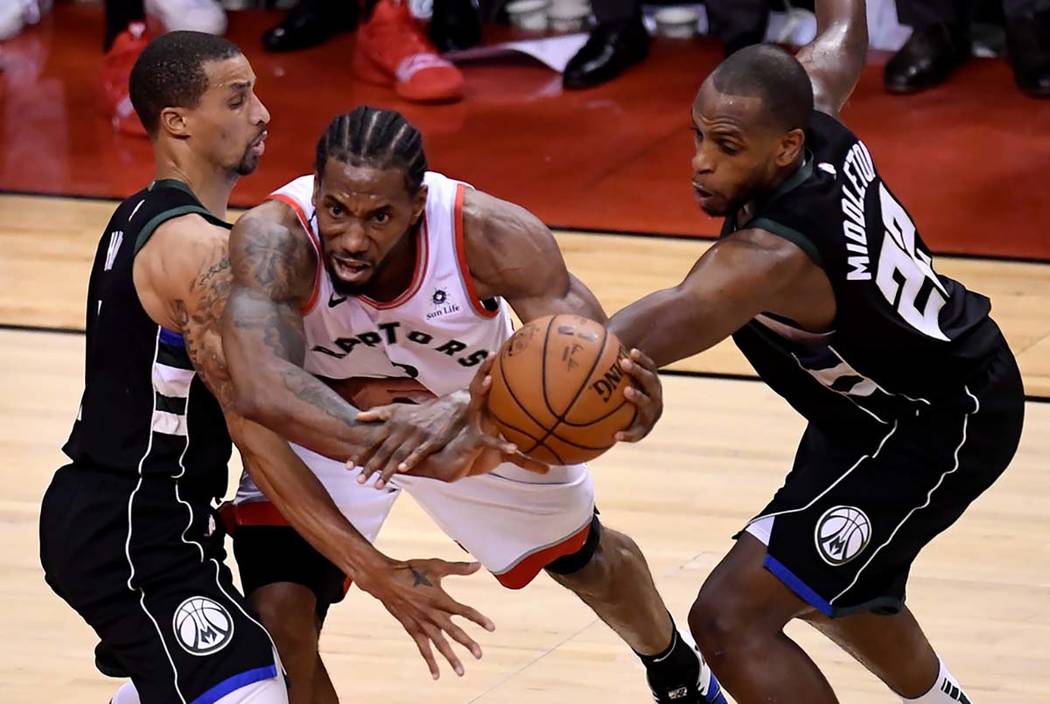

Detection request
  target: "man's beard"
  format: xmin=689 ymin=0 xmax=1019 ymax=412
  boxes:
xmin=235 ymin=148 xmax=260 ymax=176
xmin=718 ymin=177 xmax=766 ymax=218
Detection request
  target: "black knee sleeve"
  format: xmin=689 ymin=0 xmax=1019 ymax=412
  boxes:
xmin=545 ymin=513 xmax=602 ymax=576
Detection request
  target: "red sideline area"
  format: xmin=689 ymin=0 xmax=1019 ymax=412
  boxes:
xmin=1 ymin=4 xmax=1048 ymax=260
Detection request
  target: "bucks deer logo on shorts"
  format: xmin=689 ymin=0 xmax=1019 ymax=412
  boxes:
xmin=814 ymin=506 xmax=872 ymax=566
xmin=172 ymin=596 xmax=234 ymax=656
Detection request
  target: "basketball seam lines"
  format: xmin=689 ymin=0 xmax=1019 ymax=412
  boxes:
xmin=532 ymin=322 xmax=610 ymax=454
xmin=497 ymin=343 xmax=562 ymax=454
xmin=556 ymin=397 xmax=633 ymax=427
xmin=830 ymin=386 xmax=980 ymax=605
xmin=126 ymin=327 xmax=187 ymax=704
xmin=539 ymin=316 xmax=559 ymax=420
xmin=487 ymin=409 xmax=566 ymax=464
xmin=489 ymin=407 xmax=616 ymax=453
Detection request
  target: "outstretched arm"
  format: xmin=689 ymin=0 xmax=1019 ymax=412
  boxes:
xmin=795 ymin=0 xmax=868 ymax=116
xmin=608 ymin=231 xmax=827 ymax=367
xmin=134 ymin=215 xmax=392 ymax=579
xmin=221 ymin=200 xmax=382 ymax=460
xmin=136 ymin=216 xmax=496 ymax=679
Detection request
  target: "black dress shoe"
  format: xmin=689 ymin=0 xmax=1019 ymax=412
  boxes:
xmin=430 ymin=0 xmax=482 ymax=52
xmin=884 ymin=23 xmax=970 ymax=94
xmin=1007 ymin=10 xmax=1050 ymax=98
xmin=262 ymin=0 xmax=357 ymax=53
xmin=563 ymin=17 xmax=649 ymax=90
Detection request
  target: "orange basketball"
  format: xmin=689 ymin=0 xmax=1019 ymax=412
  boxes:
xmin=487 ymin=314 xmax=637 ymax=465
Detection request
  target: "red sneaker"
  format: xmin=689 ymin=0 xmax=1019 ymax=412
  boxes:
xmin=352 ymin=0 xmax=464 ymax=103
xmin=100 ymin=22 xmax=151 ymax=137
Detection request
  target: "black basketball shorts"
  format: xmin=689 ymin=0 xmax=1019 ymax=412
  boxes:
xmin=39 ymin=465 xmax=280 ymax=704
xmin=741 ymin=344 xmax=1025 ymax=617
xmin=230 ymin=520 xmax=349 ymax=624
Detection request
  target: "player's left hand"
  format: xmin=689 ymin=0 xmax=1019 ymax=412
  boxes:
xmin=614 ymin=348 xmax=663 ymax=443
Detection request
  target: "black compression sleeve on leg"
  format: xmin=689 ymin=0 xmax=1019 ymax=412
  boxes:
xmin=545 ymin=513 xmax=602 ymax=575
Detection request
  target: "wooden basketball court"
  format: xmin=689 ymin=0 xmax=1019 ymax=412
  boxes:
xmin=2 ymin=193 xmax=1048 ymax=703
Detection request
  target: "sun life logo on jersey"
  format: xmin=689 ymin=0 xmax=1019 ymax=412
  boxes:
xmin=426 ymin=288 xmax=460 ymax=320
xmin=814 ymin=505 xmax=872 ymax=566
xmin=172 ymin=596 xmax=234 ymax=656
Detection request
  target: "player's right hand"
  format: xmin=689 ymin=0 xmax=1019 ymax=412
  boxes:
xmin=352 ymin=391 xmax=473 ymax=488
xmin=352 ymin=358 xmax=549 ymax=485
xmin=404 ymin=360 xmax=549 ymax=481
xmin=354 ymin=557 xmax=495 ymax=680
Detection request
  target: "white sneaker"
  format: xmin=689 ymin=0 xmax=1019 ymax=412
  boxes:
xmin=0 ymin=0 xmax=50 ymax=41
xmin=0 ymin=1 xmax=26 ymax=42
xmin=145 ymin=0 xmax=228 ymax=35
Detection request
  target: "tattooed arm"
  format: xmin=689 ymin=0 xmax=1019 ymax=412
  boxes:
xmin=221 ymin=199 xmax=389 ymax=459
xmin=134 ymin=214 xmax=496 ymax=679
xmin=133 ymin=213 xmax=388 ymax=574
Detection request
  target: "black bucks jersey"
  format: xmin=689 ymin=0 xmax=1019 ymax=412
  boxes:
xmin=723 ymin=111 xmax=1005 ymax=428
xmin=42 ymin=179 xmax=280 ymax=703
xmin=63 ymin=179 xmax=233 ymax=502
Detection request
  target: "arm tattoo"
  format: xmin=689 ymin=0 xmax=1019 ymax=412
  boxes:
xmin=410 ymin=565 xmax=433 ymax=588
xmin=177 ymin=254 xmax=237 ymax=407
xmin=226 ymin=209 xmax=364 ymax=436
xmin=231 ymin=215 xmax=314 ymax=302
xmin=278 ymin=365 xmax=358 ymax=428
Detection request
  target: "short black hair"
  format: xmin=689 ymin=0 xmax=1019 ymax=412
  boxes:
xmin=315 ymin=107 xmax=428 ymax=193
xmin=709 ymin=44 xmax=814 ymax=132
xmin=129 ymin=31 xmax=242 ymax=137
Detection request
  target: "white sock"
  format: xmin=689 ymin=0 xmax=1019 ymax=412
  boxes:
xmin=903 ymin=658 xmax=972 ymax=703
xmin=110 ymin=682 xmax=141 ymax=704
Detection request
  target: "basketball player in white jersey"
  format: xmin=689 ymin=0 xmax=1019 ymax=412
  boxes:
xmin=47 ymin=35 xmax=516 ymax=704
xmin=219 ymin=107 xmax=727 ymax=704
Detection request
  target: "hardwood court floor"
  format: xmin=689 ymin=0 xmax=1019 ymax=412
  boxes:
xmin=1 ymin=195 xmax=1049 ymax=703
xmin=2 ymin=328 xmax=1048 ymax=703
xmin=4 ymin=194 xmax=1050 ymax=396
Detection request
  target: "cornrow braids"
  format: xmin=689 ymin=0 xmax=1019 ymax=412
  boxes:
xmin=314 ymin=106 xmax=428 ymax=192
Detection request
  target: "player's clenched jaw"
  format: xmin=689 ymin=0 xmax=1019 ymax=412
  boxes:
xmin=312 ymin=158 xmax=428 ymax=297
xmin=690 ymin=82 xmax=799 ymax=218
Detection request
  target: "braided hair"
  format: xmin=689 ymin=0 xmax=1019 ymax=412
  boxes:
xmin=314 ymin=106 xmax=428 ymax=192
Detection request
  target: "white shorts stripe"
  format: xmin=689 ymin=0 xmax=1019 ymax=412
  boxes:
xmin=152 ymin=410 xmax=188 ymax=436
xmin=153 ymin=363 xmax=195 ymax=398
xmin=830 ymin=386 xmax=981 ymax=605
xmin=747 ymin=421 xmax=899 ymax=527
xmin=128 ymin=328 xmax=187 ymax=703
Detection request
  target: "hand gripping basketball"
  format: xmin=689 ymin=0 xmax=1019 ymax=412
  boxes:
xmin=351 ymin=358 xmax=549 ymax=486
xmin=485 ymin=315 xmax=663 ymax=464
xmin=614 ymin=348 xmax=664 ymax=443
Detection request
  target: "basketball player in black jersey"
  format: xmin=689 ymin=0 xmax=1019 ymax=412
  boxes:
xmin=609 ymin=1 xmax=1024 ymax=703
xmin=38 ymin=32 xmax=499 ymax=704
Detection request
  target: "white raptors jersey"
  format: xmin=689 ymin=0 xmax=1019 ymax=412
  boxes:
xmin=269 ymin=171 xmax=514 ymax=396
xmin=236 ymin=174 xmax=595 ymax=563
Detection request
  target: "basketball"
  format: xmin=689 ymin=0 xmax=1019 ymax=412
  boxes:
xmin=486 ymin=314 xmax=637 ymax=465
